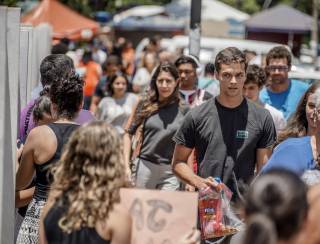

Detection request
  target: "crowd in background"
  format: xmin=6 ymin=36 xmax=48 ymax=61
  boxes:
xmin=14 ymin=34 xmax=320 ymax=244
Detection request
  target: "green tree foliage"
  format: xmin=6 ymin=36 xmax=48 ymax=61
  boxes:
xmin=220 ymin=0 xmax=314 ymax=15
xmin=0 ymin=0 xmax=18 ymax=6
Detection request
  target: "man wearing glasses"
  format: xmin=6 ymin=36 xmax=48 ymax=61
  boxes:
xmin=172 ymin=47 xmax=276 ymax=203
xmin=260 ymin=46 xmax=309 ymax=120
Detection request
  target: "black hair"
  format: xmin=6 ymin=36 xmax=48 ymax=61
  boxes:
xmin=245 ymin=64 xmax=266 ymax=88
xmin=266 ymin=46 xmax=292 ymax=68
xmin=40 ymin=54 xmax=74 ymax=87
xmin=49 ymin=72 xmax=84 ymax=120
xmin=243 ymin=169 xmax=308 ymax=244
xmin=107 ymin=73 xmax=129 ymax=96
xmin=51 ymin=43 xmax=68 ymax=55
xmin=215 ymin=47 xmax=247 ymax=73
xmin=81 ymin=51 xmax=93 ymax=65
xmin=175 ymin=55 xmax=198 ymax=69
xmin=204 ymin=62 xmax=215 ymax=76
xmin=60 ymin=38 xmax=70 ymax=46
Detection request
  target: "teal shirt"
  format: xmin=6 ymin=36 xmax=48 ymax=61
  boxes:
xmin=259 ymin=79 xmax=309 ymax=120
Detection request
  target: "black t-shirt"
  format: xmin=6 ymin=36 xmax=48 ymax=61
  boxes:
xmin=173 ymin=97 xmax=276 ymax=187
xmin=139 ymin=102 xmax=187 ymax=164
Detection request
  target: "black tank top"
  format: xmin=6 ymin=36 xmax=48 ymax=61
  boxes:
xmin=44 ymin=203 xmax=110 ymax=244
xmin=34 ymin=123 xmax=79 ymax=200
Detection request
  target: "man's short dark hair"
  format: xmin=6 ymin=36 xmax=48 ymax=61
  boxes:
xmin=51 ymin=43 xmax=68 ymax=54
xmin=245 ymin=64 xmax=266 ymax=88
xmin=214 ymin=47 xmax=247 ymax=73
xmin=40 ymin=54 xmax=74 ymax=87
xmin=175 ymin=55 xmax=199 ymax=69
xmin=205 ymin=62 xmax=215 ymax=76
xmin=266 ymin=46 xmax=292 ymax=68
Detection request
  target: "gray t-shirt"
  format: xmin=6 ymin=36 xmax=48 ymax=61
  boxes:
xmin=97 ymin=93 xmax=138 ymax=134
xmin=173 ymin=98 xmax=276 ymax=187
xmin=139 ymin=102 xmax=187 ymax=164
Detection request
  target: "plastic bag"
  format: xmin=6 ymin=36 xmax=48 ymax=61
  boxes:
xmin=198 ymin=180 xmax=242 ymax=239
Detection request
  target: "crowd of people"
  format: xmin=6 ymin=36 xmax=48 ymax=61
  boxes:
xmin=14 ymin=34 xmax=320 ymax=244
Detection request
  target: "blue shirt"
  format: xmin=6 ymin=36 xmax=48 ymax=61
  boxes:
xmin=260 ymin=79 xmax=309 ymax=120
xmin=261 ymin=136 xmax=316 ymax=175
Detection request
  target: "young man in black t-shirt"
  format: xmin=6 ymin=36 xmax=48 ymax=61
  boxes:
xmin=172 ymin=47 xmax=276 ymax=195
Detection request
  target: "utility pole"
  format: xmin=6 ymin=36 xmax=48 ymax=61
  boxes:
xmin=189 ymin=0 xmax=201 ymax=59
xmin=312 ymin=0 xmax=318 ymax=67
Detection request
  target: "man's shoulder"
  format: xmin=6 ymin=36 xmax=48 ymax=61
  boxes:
xmin=290 ymin=79 xmax=309 ymax=91
xmin=246 ymin=99 xmax=272 ymax=119
xmin=189 ymin=97 xmax=215 ymax=116
xmin=264 ymin=103 xmax=284 ymax=118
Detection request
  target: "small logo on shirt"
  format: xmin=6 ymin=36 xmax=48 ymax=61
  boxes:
xmin=236 ymin=130 xmax=249 ymax=139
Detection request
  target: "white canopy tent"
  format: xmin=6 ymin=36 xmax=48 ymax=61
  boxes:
xmin=166 ymin=0 xmax=249 ymax=22
xmin=166 ymin=0 xmax=249 ymax=38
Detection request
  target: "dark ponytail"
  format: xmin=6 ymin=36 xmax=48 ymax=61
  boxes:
xmin=243 ymin=169 xmax=308 ymax=243
xmin=243 ymin=214 xmax=277 ymax=244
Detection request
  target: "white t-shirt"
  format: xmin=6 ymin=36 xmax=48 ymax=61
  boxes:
xmin=132 ymin=67 xmax=152 ymax=93
xmin=97 ymin=93 xmax=138 ymax=134
xmin=264 ymin=103 xmax=286 ymax=133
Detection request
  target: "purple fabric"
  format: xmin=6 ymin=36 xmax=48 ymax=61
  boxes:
xmin=18 ymin=99 xmax=95 ymax=142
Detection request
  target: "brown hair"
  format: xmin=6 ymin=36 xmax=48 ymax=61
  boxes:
xmin=214 ymin=47 xmax=247 ymax=73
xmin=51 ymin=121 xmax=126 ymax=233
xmin=266 ymin=46 xmax=292 ymax=68
xmin=245 ymin=64 xmax=266 ymax=88
xmin=277 ymin=81 xmax=320 ymax=144
xmin=128 ymin=62 xmax=180 ymax=134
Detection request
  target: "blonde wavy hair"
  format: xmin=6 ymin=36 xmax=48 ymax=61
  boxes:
xmin=50 ymin=121 xmax=125 ymax=233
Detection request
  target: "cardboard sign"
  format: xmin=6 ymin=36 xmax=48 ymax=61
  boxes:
xmin=120 ymin=188 xmax=198 ymax=244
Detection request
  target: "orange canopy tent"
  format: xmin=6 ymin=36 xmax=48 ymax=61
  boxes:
xmin=21 ymin=0 xmax=100 ymax=40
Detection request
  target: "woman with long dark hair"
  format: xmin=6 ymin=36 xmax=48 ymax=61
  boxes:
xmin=16 ymin=72 xmax=83 ymax=244
xmin=277 ymin=81 xmax=320 ymax=144
xmin=262 ymin=82 xmax=320 ymax=185
xmin=124 ymin=62 xmax=186 ymax=190
xmin=39 ymin=122 xmax=131 ymax=244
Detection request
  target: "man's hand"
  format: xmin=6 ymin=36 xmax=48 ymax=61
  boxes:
xmin=195 ymin=176 xmax=222 ymax=192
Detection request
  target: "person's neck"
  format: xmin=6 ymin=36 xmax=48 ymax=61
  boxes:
xmin=54 ymin=117 xmax=75 ymax=124
xmin=269 ymin=79 xmax=290 ymax=93
xmin=217 ymin=95 xmax=244 ymax=108
xmin=113 ymin=93 xmax=125 ymax=99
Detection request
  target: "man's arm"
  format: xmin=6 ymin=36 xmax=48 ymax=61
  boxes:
xmin=256 ymin=147 xmax=273 ymax=173
xmin=172 ymin=144 xmax=219 ymax=190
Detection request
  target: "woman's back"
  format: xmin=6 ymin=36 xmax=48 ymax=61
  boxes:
xmin=34 ymin=123 xmax=80 ymax=199
xmin=44 ymin=203 xmax=110 ymax=244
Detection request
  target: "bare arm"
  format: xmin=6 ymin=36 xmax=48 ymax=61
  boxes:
xmin=90 ymin=95 xmax=102 ymax=114
xmin=172 ymin=144 xmax=219 ymax=190
xmin=15 ymin=187 xmax=35 ymax=208
xmin=123 ymin=98 xmax=140 ymax=167
xmin=256 ymin=147 xmax=273 ymax=173
xmin=16 ymin=130 xmax=36 ymax=190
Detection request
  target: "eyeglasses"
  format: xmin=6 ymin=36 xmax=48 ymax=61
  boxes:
xmin=266 ymin=65 xmax=289 ymax=72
